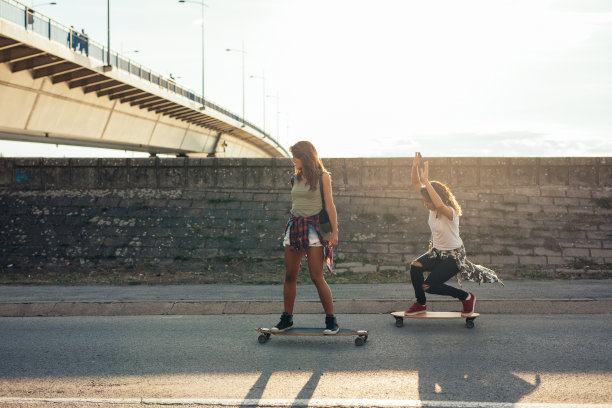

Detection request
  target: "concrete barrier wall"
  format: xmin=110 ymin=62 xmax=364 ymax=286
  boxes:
xmin=0 ymin=157 xmax=610 ymax=279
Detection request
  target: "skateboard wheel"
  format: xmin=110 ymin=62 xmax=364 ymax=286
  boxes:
xmin=465 ymin=319 xmax=475 ymax=329
xmin=395 ymin=317 xmax=404 ymax=328
xmin=258 ymin=334 xmax=269 ymax=344
xmin=355 ymin=337 xmax=365 ymax=346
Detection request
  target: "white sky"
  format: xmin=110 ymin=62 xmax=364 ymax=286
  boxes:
xmin=1 ymin=0 xmax=611 ymax=158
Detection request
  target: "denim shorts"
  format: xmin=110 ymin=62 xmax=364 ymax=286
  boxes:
xmin=283 ymin=222 xmax=322 ymax=247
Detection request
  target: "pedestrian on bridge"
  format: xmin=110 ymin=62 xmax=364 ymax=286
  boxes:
xmin=405 ymin=152 xmax=502 ymax=316
xmin=271 ymin=141 xmax=340 ymax=335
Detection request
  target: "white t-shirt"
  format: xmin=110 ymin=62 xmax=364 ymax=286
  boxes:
xmin=428 ymin=207 xmax=463 ymax=251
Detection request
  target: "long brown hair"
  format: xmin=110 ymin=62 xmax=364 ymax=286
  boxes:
xmin=290 ymin=141 xmax=327 ymax=191
xmin=420 ymin=181 xmax=463 ymax=216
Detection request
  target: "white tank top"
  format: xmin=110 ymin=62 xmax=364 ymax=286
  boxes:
xmin=428 ymin=207 xmax=463 ymax=250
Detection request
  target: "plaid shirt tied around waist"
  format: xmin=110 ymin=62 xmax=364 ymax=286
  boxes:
xmin=286 ymin=214 xmax=334 ymax=274
xmin=428 ymin=245 xmax=504 ymax=286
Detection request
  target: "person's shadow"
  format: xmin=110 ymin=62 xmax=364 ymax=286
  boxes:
xmin=240 ymin=368 xmax=322 ymax=408
xmin=417 ymin=364 xmax=540 ymax=403
xmin=404 ymin=319 xmax=542 ymax=404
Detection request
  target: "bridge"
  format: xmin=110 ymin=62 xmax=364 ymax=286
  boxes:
xmin=0 ymin=0 xmax=288 ymax=158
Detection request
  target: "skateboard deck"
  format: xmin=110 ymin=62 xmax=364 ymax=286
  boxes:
xmin=256 ymin=327 xmax=369 ymax=346
xmin=391 ymin=311 xmax=480 ymax=329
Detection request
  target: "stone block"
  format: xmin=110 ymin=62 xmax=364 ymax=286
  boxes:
xmin=590 ymin=249 xmax=612 ymax=258
xmin=562 ymin=248 xmax=590 ymax=257
xmin=490 ymin=255 xmax=518 ymax=265
xmin=451 ymin=165 xmax=479 ymax=187
xmin=215 ymin=165 xmax=244 ymax=188
xmin=569 ymin=166 xmax=598 ymax=187
xmin=509 ymin=166 xmax=537 ymax=186
xmin=72 ymin=167 xmax=97 ymax=189
xmin=343 ymin=158 xmax=362 ymax=187
xmin=158 ymin=167 xmax=185 ymax=188
xmin=186 ymin=165 xmax=215 ymax=188
xmin=13 ymin=166 xmax=41 ymax=190
xmin=129 ymin=157 xmax=158 ymax=167
xmin=158 ymin=158 xmax=186 ymax=167
xmin=480 ymin=166 xmax=508 ymax=187
xmin=519 ymin=256 xmax=548 ymax=265
xmin=361 ymin=166 xmax=389 ymax=187
xmin=390 ymin=165 xmax=412 ymax=188
xmin=99 ymin=166 xmax=129 ymax=188
xmin=246 ymin=164 xmax=278 ymax=189
xmin=99 ymin=158 xmax=128 ymax=167
xmin=599 ymin=164 xmax=612 ymax=186
xmin=41 ymin=166 xmax=71 ymax=189
xmin=539 ymin=166 xmax=568 ymax=185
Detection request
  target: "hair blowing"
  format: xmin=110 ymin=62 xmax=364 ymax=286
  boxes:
xmin=420 ymin=181 xmax=463 ymax=216
xmin=289 ymin=141 xmax=328 ymax=191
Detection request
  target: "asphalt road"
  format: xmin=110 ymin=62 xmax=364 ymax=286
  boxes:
xmin=0 ymin=314 xmax=611 ymax=407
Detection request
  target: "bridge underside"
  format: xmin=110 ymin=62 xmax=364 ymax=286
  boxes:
xmin=0 ymin=21 xmax=285 ymax=157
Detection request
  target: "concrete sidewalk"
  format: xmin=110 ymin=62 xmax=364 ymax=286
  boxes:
xmin=0 ymin=280 xmax=610 ymax=316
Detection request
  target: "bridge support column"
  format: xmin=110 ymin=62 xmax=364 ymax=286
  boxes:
xmin=207 ymin=132 xmax=223 ymax=157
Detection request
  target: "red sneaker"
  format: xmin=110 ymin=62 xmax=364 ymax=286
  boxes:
xmin=404 ymin=302 xmax=427 ymax=316
xmin=461 ymin=293 xmax=476 ymax=316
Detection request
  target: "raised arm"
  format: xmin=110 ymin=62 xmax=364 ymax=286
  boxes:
xmin=411 ymin=152 xmax=424 ymax=192
xmin=420 ymin=162 xmax=454 ymax=220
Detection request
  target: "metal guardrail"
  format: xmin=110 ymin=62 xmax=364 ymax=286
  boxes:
xmin=0 ymin=0 xmax=288 ymax=156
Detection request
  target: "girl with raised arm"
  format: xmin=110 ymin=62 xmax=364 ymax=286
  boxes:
xmin=405 ymin=152 xmax=502 ymax=316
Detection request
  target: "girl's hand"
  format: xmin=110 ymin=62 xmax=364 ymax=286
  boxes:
xmin=413 ymin=152 xmax=423 ymax=167
xmin=419 ymin=161 xmax=429 ymax=182
xmin=329 ymin=231 xmax=338 ymax=247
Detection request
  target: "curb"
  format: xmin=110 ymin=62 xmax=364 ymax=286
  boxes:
xmin=1 ymin=298 xmax=610 ymax=317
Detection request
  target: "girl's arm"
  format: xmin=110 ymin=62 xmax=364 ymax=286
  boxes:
xmin=412 ymin=152 xmax=424 ymax=192
xmin=420 ymin=162 xmax=454 ymax=220
xmin=322 ymin=172 xmax=339 ymax=247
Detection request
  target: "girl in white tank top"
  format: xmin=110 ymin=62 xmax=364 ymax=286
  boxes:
xmin=404 ymin=152 xmax=502 ymax=317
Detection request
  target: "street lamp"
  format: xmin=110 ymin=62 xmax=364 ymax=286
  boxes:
xmin=178 ymin=0 xmax=208 ymax=108
xmin=28 ymin=2 xmax=56 ymax=25
xmin=250 ymin=71 xmax=266 ymax=137
xmin=266 ymin=91 xmax=280 ymax=145
xmin=103 ymin=0 xmax=112 ymax=72
xmin=226 ymin=41 xmax=246 ymax=127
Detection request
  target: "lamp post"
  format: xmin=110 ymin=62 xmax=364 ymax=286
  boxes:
xmin=28 ymin=2 xmax=56 ymax=26
xmin=266 ymin=91 xmax=280 ymax=145
xmin=250 ymin=71 xmax=266 ymax=136
xmin=178 ymin=0 xmax=207 ymax=108
xmin=103 ymin=0 xmax=112 ymax=72
xmin=226 ymin=41 xmax=246 ymax=127
xmin=32 ymin=2 xmax=57 ymax=7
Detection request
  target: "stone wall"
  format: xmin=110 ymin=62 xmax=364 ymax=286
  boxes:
xmin=0 ymin=157 xmax=610 ymax=281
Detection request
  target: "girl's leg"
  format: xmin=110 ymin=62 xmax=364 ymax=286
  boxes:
xmin=283 ymin=246 xmax=303 ymax=315
xmin=423 ymin=258 xmax=469 ymax=300
xmin=305 ymin=246 xmax=334 ymax=315
xmin=410 ymin=253 xmax=436 ymax=305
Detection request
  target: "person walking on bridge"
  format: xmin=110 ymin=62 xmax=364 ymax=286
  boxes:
xmin=405 ymin=152 xmax=502 ymax=316
xmin=271 ymin=141 xmax=340 ymax=334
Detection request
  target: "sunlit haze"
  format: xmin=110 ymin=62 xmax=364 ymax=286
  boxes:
xmin=1 ymin=0 xmax=611 ymax=158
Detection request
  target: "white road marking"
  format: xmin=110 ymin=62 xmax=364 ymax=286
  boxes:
xmin=0 ymin=397 xmax=610 ymax=407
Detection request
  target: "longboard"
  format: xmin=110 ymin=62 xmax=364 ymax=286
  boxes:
xmin=256 ymin=327 xmax=369 ymax=346
xmin=391 ymin=311 xmax=480 ymax=329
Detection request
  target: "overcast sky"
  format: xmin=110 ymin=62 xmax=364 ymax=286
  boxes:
xmin=1 ymin=0 xmax=611 ymax=158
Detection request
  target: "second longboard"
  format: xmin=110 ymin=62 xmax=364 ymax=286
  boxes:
xmin=391 ymin=311 xmax=480 ymax=329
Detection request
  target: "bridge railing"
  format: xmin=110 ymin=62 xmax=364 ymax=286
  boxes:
xmin=0 ymin=0 xmax=288 ymax=156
